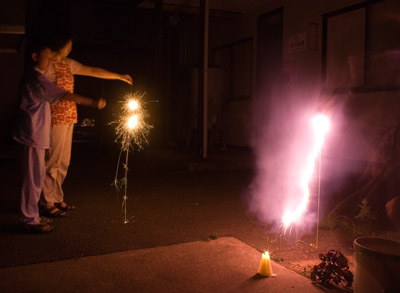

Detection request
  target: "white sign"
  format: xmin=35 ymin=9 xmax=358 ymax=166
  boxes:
xmin=288 ymin=33 xmax=307 ymax=53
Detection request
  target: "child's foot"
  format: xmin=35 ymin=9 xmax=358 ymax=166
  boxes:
xmin=40 ymin=216 xmax=54 ymax=224
xmin=40 ymin=206 xmax=67 ymax=218
xmin=55 ymin=202 xmax=76 ymax=211
xmin=20 ymin=222 xmax=54 ymax=234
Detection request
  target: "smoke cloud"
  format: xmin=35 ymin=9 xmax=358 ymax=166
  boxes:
xmin=248 ymin=84 xmax=349 ymax=234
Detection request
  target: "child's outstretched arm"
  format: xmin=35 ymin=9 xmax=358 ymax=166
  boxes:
xmin=62 ymin=93 xmax=106 ymax=109
xmin=77 ymin=64 xmax=133 ymax=85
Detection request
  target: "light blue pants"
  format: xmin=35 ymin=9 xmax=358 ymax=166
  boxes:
xmin=19 ymin=143 xmax=45 ymax=225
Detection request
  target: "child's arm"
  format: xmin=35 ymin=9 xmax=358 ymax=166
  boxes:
xmin=77 ymin=64 xmax=133 ymax=85
xmin=62 ymin=93 xmax=106 ymax=109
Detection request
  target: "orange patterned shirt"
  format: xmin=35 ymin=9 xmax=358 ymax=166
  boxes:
xmin=50 ymin=62 xmax=77 ymax=124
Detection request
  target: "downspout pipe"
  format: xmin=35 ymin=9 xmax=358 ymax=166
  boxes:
xmin=199 ymin=0 xmax=209 ymax=158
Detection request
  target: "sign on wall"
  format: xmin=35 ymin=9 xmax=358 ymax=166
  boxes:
xmin=288 ymin=33 xmax=307 ymax=53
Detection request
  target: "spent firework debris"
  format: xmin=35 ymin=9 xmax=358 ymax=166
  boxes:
xmin=281 ymin=114 xmax=330 ymax=234
xmin=112 ymin=92 xmax=153 ymax=223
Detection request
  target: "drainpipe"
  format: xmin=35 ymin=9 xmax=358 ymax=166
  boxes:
xmin=199 ymin=0 xmax=209 ymax=158
xmin=155 ymin=0 xmax=163 ymax=100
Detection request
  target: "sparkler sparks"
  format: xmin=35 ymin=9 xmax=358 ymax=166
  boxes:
xmin=115 ymin=92 xmax=152 ymax=151
xmin=113 ymin=92 xmax=153 ymax=223
xmin=128 ymin=100 xmax=139 ymax=111
xmin=127 ymin=114 xmax=138 ymax=129
xmin=281 ymin=114 xmax=331 ymax=233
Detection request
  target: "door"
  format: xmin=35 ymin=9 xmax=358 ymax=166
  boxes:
xmin=255 ymin=8 xmax=283 ymax=143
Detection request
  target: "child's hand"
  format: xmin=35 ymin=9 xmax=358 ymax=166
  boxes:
xmin=97 ymin=98 xmax=106 ymax=109
xmin=120 ymin=74 xmax=133 ymax=85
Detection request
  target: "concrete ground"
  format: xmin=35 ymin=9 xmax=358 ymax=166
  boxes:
xmin=0 ymin=237 xmax=323 ymax=292
xmin=0 ymin=144 xmax=328 ymax=292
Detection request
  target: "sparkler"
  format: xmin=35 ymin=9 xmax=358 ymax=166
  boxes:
xmin=113 ymin=92 xmax=153 ymax=223
xmin=281 ymin=114 xmax=330 ymax=235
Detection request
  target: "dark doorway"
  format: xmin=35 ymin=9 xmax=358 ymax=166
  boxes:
xmin=256 ymin=8 xmax=283 ymax=126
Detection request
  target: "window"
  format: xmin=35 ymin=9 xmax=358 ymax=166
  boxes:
xmin=214 ymin=38 xmax=252 ymax=99
xmin=325 ymin=8 xmax=366 ymax=91
xmin=366 ymin=0 xmax=400 ymax=90
xmin=323 ymin=0 xmax=400 ymax=91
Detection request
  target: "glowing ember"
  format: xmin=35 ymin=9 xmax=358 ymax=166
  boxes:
xmin=282 ymin=114 xmax=330 ymax=232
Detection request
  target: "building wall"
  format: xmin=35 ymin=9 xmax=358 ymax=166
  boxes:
xmin=209 ymin=0 xmax=399 ymax=164
xmin=2 ymin=0 xmax=398 ymax=162
xmin=0 ymin=0 xmax=26 ymax=157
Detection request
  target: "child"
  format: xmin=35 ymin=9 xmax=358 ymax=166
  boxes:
xmin=13 ymin=38 xmax=106 ymax=233
xmin=41 ymin=30 xmax=132 ymax=217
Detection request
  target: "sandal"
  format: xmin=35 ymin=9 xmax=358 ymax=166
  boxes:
xmin=55 ymin=202 xmax=76 ymax=211
xmin=40 ymin=206 xmax=67 ymax=218
xmin=40 ymin=216 xmax=54 ymax=224
xmin=21 ymin=222 xmax=54 ymax=234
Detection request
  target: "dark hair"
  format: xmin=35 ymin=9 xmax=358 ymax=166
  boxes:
xmin=47 ymin=30 xmax=75 ymax=52
xmin=21 ymin=36 xmax=48 ymax=92
xmin=24 ymin=34 xmax=52 ymax=67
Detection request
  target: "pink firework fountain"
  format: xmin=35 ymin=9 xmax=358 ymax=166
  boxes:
xmin=281 ymin=114 xmax=331 ymax=237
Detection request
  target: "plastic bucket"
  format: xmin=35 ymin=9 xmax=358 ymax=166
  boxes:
xmin=353 ymin=237 xmax=400 ymax=293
